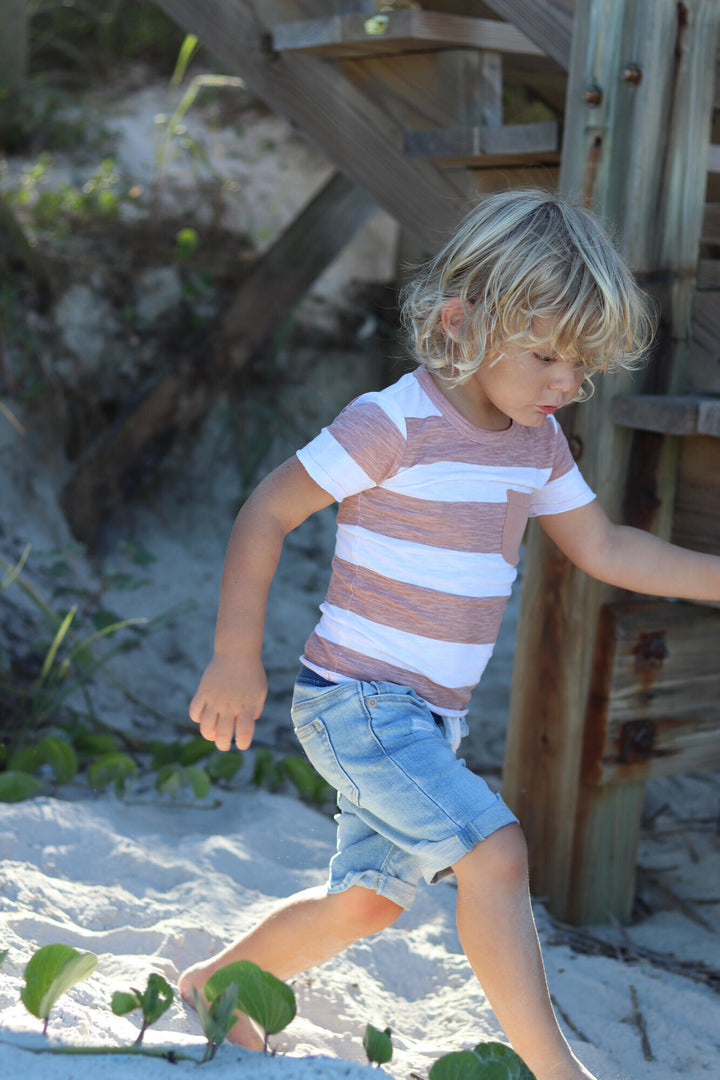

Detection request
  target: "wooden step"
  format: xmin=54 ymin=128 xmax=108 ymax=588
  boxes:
xmin=403 ymin=119 xmax=558 ymax=164
xmin=272 ymin=10 xmax=544 ymax=60
xmin=612 ymin=393 xmax=720 ymax=437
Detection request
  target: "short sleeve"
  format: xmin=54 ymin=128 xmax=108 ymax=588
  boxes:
xmin=296 ymin=398 xmax=407 ymax=503
xmin=530 ymin=421 xmax=596 ymax=516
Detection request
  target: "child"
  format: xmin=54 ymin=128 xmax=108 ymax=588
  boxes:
xmin=180 ymin=189 xmax=716 ymax=1080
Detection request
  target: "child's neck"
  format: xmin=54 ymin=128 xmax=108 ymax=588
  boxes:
xmin=429 ymin=372 xmax=511 ymax=431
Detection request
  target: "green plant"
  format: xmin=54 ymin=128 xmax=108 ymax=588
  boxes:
xmin=153 ymin=34 xmax=245 ymax=196
xmin=20 ymin=943 xmax=98 ymax=1034
xmin=364 ymin=1023 xmax=393 ymax=1067
xmin=111 ymin=972 xmax=174 ymax=1046
xmin=430 ymin=1043 xmax=536 ymax=1080
xmin=203 ymin=960 xmax=297 ymax=1054
xmin=11 ymin=153 xmax=125 ymax=235
xmin=0 ymin=545 xmax=147 ymax=758
xmin=193 ymin=983 xmax=240 ymax=1063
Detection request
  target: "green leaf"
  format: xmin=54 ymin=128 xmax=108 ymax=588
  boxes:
xmin=178 ymin=738 xmax=215 ymax=766
xmin=10 ymin=736 xmax=78 ymax=784
xmin=194 ymin=983 xmax=239 ymax=1060
xmin=0 ymin=771 xmax=44 ymax=802
xmin=430 ymin=1046 xmax=536 ymax=1080
xmin=170 ymin=33 xmax=199 ymax=89
xmin=111 ymin=990 xmax=141 ymax=1016
xmin=0 ymin=949 xmax=8 ymax=966
xmin=363 ymin=1024 xmax=393 ymax=1066
xmin=113 ymin=973 xmax=173 ymax=1026
xmin=21 ymin=944 xmax=97 ymax=1021
xmin=185 ymin=765 xmax=210 ymax=800
xmin=206 ymin=751 xmax=243 ymax=783
xmin=155 ymin=764 xmax=183 ymax=798
xmin=87 ymin=752 xmax=137 ymax=794
xmin=141 ymin=973 xmax=174 ymax=1025
xmin=282 ymin=755 xmax=334 ymax=804
xmin=430 ymin=1051 xmax=486 ymax=1080
xmin=38 ymin=606 xmax=76 ymax=686
xmin=473 ymin=1043 xmax=536 ymax=1080
xmin=72 ymin=732 xmax=120 ymax=757
xmin=251 ymin=748 xmax=284 ymax=791
xmin=204 ymin=960 xmax=296 ymax=1036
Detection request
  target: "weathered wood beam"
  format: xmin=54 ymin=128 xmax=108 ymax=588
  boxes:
xmin=673 ymin=433 xmax=720 ymax=554
xmin=403 ymin=120 xmax=559 ymax=163
xmin=480 ymin=0 xmax=574 ymax=69
xmin=612 ymin=393 xmax=720 ymax=436
xmin=271 ymin=11 xmax=545 ymax=60
xmin=504 ymin=0 xmax=720 ymax=927
xmin=154 ymin=0 xmax=471 ymax=250
xmin=61 ymin=172 xmax=377 ymax=546
xmin=584 ymin=601 xmax=720 ymax=786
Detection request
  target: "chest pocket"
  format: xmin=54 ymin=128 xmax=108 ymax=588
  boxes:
xmin=502 ymin=490 xmax=532 ymax=565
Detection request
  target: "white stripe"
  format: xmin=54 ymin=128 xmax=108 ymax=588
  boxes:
xmin=335 ymin=524 xmax=516 ymax=597
xmin=315 ymin=605 xmax=494 ymax=690
xmin=381 ymin=460 xmax=551 ymax=501
xmin=297 ymin=432 xmax=373 ymax=501
xmin=349 ymin=372 xmax=442 ymax=433
xmin=531 ymin=467 xmax=595 ymax=516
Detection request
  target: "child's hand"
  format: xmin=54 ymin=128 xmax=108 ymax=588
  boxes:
xmin=188 ymin=653 xmax=267 ymax=752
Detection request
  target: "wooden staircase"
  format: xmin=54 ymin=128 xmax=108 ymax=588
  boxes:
xmin=155 ymin=1 xmax=571 ymax=249
xmin=149 ymin=0 xmax=720 ymax=926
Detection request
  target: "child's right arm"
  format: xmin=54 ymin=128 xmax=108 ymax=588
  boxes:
xmin=189 ymin=456 xmax=335 ymax=752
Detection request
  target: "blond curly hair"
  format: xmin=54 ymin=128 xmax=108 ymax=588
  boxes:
xmin=399 ymin=189 xmax=656 ymax=399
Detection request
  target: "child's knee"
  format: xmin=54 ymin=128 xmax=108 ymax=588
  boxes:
xmin=338 ymin=885 xmax=403 ymax=935
xmin=454 ymin=823 xmax=529 ymax=892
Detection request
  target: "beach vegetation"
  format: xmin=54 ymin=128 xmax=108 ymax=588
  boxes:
xmin=11 ymin=941 xmax=533 ymax=1073
xmin=111 ymin=972 xmax=174 ymax=1046
xmin=20 ymin=943 xmax=98 ymax=1034
xmin=203 ymin=959 xmax=297 ymax=1054
xmin=193 ymin=983 xmax=241 ymax=1063
xmin=363 ymin=1023 xmax=393 ymax=1067
xmin=0 ymin=546 xmax=147 ymax=756
xmin=430 ymin=1042 xmax=536 ymax=1080
xmin=86 ymin=751 xmax=139 ymax=795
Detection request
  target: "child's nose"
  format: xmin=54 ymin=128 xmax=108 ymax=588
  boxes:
xmin=550 ymin=366 xmax=580 ymax=392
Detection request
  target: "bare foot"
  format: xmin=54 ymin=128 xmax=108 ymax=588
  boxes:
xmin=179 ymin=961 xmax=265 ymax=1050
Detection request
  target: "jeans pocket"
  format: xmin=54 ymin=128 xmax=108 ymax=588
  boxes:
xmin=292 ymin=714 xmax=360 ymax=806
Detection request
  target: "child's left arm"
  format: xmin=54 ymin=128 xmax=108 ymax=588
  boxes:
xmin=538 ymin=499 xmax=720 ymax=601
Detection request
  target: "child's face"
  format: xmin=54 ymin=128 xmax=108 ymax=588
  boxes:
xmin=472 ymin=317 xmax=585 ymax=429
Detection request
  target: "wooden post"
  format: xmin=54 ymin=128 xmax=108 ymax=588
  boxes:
xmin=503 ymin=0 xmax=720 ymax=924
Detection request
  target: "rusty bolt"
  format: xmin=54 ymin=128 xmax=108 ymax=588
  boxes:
xmin=623 ymin=63 xmax=642 ymax=85
xmin=585 ymin=84 xmax=603 ymax=106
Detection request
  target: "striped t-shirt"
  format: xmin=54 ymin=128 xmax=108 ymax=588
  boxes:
xmin=296 ymin=367 xmax=594 ymax=716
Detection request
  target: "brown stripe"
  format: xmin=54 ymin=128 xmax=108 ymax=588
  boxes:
xmin=338 ymin=489 xmax=507 ymax=552
xmin=326 ymin=558 xmax=506 ymax=644
xmin=403 ymin=415 xmax=562 ymax=469
xmin=330 ymin=402 xmax=406 ymax=484
xmin=303 ymin=634 xmax=475 ymax=713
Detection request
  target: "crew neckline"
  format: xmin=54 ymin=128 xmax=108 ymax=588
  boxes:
xmin=414 ymin=367 xmax=518 ymax=442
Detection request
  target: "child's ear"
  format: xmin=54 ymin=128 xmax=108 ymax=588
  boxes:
xmin=440 ymin=298 xmax=468 ymax=341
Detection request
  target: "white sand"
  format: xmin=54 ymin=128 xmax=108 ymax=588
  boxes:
xmin=1 ymin=70 xmax=718 ymax=1080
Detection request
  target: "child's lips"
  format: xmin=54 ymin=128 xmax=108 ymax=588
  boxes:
xmin=537 ymin=404 xmax=558 ymax=415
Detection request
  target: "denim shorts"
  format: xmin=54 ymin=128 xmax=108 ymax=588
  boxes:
xmin=290 ymin=667 xmax=518 ymax=909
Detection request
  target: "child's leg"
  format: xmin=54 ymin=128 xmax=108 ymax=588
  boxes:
xmin=179 ymin=883 xmax=402 ymax=1048
xmin=453 ymin=825 xmax=595 ymax=1080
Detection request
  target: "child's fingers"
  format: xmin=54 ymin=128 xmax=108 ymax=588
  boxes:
xmin=213 ymin=712 xmax=236 ymax=752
